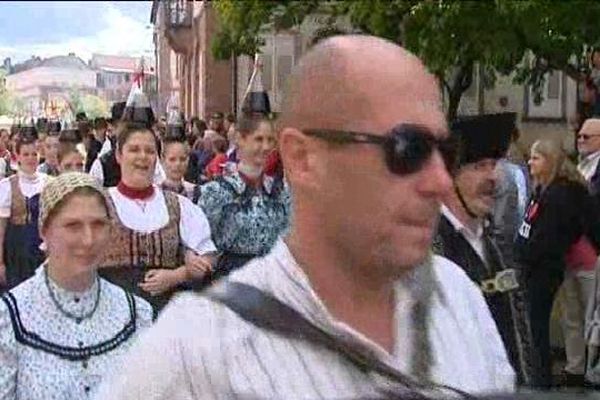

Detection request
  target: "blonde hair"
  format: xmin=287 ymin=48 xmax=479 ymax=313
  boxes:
xmin=531 ymin=139 xmax=586 ymax=187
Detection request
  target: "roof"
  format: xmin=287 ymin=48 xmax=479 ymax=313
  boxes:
xmin=40 ymin=55 xmax=90 ymax=70
xmin=90 ymin=54 xmax=140 ymax=72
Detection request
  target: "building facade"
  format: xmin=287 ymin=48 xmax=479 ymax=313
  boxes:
xmin=5 ymin=54 xmax=96 ymax=120
xmin=90 ymin=54 xmax=157 ymax=109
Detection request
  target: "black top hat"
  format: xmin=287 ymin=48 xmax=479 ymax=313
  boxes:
xmin=449 ymin=112 xmax=516 ymax=167
xmin=47 ymin=120 xmax=62 ymax=134
xmin=111 ymin=102 xmax=126 ymax=123
xmin=19 ymin=125 xmax=38 ymax=142
xmin=122 ymin=86 xmax=155 ymax=128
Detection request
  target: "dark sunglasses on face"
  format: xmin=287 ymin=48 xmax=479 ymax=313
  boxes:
xmin=302 ymin=124 xmax=450 ymax=175
xmin=577 ymin=133 xmax=600 ymax=140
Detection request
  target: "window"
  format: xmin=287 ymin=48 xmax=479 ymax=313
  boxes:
xmin=262 ymin=56 xmax=272 ymax=92
xmin=276 ymin=55 xmax=293 ymax=93
xmin=547 ymin=71 xmax=560 ymax=100
xmin=125 ymin=73 xmax=130 ymax=83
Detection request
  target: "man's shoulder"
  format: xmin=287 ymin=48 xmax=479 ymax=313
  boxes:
xmin=431 ymin=255 xmax=485 ymax=306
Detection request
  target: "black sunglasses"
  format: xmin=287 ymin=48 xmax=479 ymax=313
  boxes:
xmin=577 ymin=133 xmax=600 ymax=140
xmin=302 ymin=124 xmax=449 ymax=175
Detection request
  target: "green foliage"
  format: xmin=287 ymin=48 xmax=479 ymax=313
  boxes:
xmin=211 ymin=0 xmax=600 ymax=118
xmin=80 ymin=95 xmax=109 ymax=119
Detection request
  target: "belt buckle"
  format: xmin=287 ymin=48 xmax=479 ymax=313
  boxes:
xmin=480 ymin=279 xmax=497 ymax=293
xmin=495 ymin=269 xmax=519 ymax=292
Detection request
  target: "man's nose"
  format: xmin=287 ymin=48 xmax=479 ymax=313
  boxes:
xmin=418 ymin=151 xmax=452 ymax=198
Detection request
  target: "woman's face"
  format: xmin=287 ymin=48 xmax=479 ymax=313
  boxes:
xmin=116 ymin=130 xmax=157 ymax=188
xmin=163 ymin=142 xmax=189 ymax=182
xmin=59 ymin=152 xmax=85 ymax=174
xmin=44 ymin=136 xmax=60 ymax=165
xmin=528 ymin=149 xmax=552 ymax=182
xmin=18 ymin=143 xmax=39 ymax=174
xmin=238 ymin=122 xmax=276 ymax=168
xmin=42 ymin=193 xmax=110 ymax=273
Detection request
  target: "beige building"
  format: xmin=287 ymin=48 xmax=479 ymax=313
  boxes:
xmin=5 ymin=54 xmax=96 ymax=120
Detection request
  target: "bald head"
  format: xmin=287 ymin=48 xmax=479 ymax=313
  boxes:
xmin=578 ymin=118 xmax=600 ymax=156
xmin=279 ymin=35 xmax=443 ymax=134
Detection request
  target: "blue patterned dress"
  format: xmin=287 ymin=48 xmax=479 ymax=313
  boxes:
xmin=198 ymin=172 xmax=290 ymax=279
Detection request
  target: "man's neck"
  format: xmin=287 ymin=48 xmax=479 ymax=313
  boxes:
xmin=444 ymin=192 xmax=482 ymax=233
xmin=285 ymin=225 xmax=397 ymax=353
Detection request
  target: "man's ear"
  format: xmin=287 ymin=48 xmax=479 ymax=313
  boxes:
xmin=279 ymin=127 xmax=319 ymax=189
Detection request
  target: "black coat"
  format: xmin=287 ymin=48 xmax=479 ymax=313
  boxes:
xmin=434 ymin=214 xmax=539 ymax=385
xmin=515 ymin=179 xmax=600 ymax=278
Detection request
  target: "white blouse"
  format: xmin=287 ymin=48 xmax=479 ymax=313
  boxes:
xmin=0 ymin=267 xmax=153 ymax=400
xmin=0 ymin=173 xmax=50 ymax=218
xmin=107 ymin=186 xmax=216 ymax=255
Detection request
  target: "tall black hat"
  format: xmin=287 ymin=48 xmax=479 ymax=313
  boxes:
xmin=47 ymin=120 xmax=62 ymax=134
xmin=19 ymin=124 xmax=38 ymax=141
xmin=449 ymin=112 xmax=516 ymax=168
xmin=122 ymin=85 xmax=155 ymax=128
xmin=110 ymin=102 xmax=126 ymax=123
xmin=36 ymin=117 xmax=48 ymax=134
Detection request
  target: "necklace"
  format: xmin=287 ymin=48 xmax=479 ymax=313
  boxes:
xmin=44 ymin=266 xmax=101 ymax=324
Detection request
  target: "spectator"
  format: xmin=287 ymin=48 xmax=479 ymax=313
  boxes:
xmin=161 ymin=136 xmax=196 ymax=200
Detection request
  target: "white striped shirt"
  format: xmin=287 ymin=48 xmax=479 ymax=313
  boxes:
xmin=95 ymin=240 xmax=515 ymax=400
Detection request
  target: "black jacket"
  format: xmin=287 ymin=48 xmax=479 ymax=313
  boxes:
xmin=515 ymin=179 xmax=600 ymax=276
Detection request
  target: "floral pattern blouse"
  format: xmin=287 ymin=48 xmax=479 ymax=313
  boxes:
xmin=198 ymin=172 xmax=290 ymax=256
xmin=0 ymin=267 xmax=153 ymax=399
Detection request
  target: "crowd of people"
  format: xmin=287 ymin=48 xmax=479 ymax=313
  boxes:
xmin=0 ymin=34 xmax=600 ymax=399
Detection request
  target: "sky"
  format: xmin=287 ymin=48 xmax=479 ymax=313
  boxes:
xmin=0 ymin=1 xmax=154 ymax=64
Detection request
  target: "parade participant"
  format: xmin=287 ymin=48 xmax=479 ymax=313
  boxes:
xmin=36 ymin=132 xmax=60 ymax=177
xmin=203 ymin=135 xmax=228 ymax=180
xmin=0 ymin=172 xmax=153 ymax=399
xmin=97 ymin=88 xmax=216 ymax=315
xmin=86 ymin=117 xmax=109 ymax=172
xmin=98 ymin=35 xmax=514 ymax=399
xmin=90 ymin=105 xmax=166 ymax=187
xmin=161 ymin=135 xmax=196 ymax=200
xmin=208 ymin=112 xmax=225 ymax=137
xmin=0 ymin=129 xmax=11 ymax=179
xmin=433 ymin=113 xmax=538 ymax=386
xmin=0 ymin=128 xmax=51 ymax=289
xmin=516 ymin=139 xmax=599 ymax=387
xmin=199 ymin=115 xmax=289 ymax=280
xmin=57 ymin=142 xmax=85 ymax=174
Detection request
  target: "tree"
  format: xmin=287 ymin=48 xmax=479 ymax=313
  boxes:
xmin=211 ymin=0 xmax=600 ymax=120
xmin=81 ymin=95 xmax=109 ymax=119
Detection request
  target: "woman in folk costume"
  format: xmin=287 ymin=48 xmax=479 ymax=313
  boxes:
xmin=0 ymin=127 xmax=51 ymax=290
xmin=433 ymin=113 xmax=539 ymax=386
xmin=0 ymin=172 xmax=153 ymax=400
xmin=98 ymin=86 xmax=216 ymax=316
xmin=160 ymin=125 xmax=196 ymax=200
xmin=198 ymin=115 xmax=290 ymax=281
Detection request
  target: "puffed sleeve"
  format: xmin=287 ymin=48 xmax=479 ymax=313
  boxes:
xmin=134 ymin=296 xmax=154 ymax=330
xmin=0 ymin=178 xmax=12 ymax=219
xmin=88 ymin=158 xmax=104 ymax=186
xmin=0 ymin=299 xmax=17 ymax=400
xmin=178 ymin=195 xmax=217 ymax=255
xmin=197 ymin=181 xmax=233 ymax=250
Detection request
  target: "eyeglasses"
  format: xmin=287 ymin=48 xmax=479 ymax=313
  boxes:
xmin=577 ymin=133 xmax=600 ymax=140
xmin=302 ymin=124 xmax=448 ymax=175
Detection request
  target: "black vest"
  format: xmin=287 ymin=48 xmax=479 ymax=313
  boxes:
xmin=100 ymin=149 xmax=121 ymax=188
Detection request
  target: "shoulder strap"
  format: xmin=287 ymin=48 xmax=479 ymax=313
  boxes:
xmin=201 ymin=281 xmax=474 ymax=399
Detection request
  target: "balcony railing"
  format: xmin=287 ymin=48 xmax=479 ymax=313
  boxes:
xmin=165 ymin=0 xmax=192 ymax=29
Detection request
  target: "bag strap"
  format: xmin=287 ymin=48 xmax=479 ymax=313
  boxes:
xmin=202 ymin=281 xmax=475 ymax=399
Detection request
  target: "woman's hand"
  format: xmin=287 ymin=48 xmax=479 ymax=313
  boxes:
xmin=139 ymin=269 xmax=184 ymax=297
xmin=184 ymin=250 xmax=213 ymax=280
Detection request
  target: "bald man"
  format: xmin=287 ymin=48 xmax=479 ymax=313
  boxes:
xmin=96 ymin=35 xmax=514 ymax=399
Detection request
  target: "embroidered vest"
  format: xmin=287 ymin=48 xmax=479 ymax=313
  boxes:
xmin=9 ymin=175 xmax=31 ymax=225
xmin=100 ymin=191 xmax=182 ymax=270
